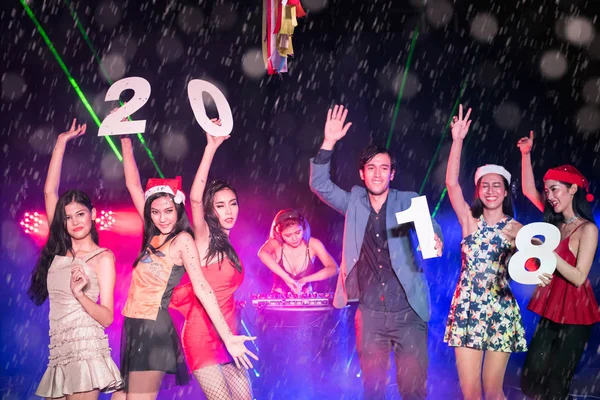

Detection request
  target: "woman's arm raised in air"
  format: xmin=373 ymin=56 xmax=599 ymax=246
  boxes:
xmin=445 ymin=105 xmax=473 ymax=227
xmin=44 ymin=119 xmax=86 ymax=224
xmin=120 ymin=137 xmax=145 ymax=218
xmin=517 ymin=131 xmax=544 ymax=212
xmin=190 ymin=119 xmax=229 ymax=242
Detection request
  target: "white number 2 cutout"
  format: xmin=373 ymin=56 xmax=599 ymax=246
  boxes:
xmin=98 ymin=77 xmax=151 ymax=136
xmin=187 ymin=79 xmax=234 ymax=137
xmin=508 ymin=222 xmax=561 ymax=285
xmin=395 ymin=196 xmax=439 ymax=259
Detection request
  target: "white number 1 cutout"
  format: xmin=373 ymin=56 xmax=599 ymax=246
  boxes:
xmin=98 ymin=77 xmax=151 ymax=136
xmin=508 ymin=222 xmax=560 ymax=285
xmin=187 ymin=80 xmax=234 ymax=137
xmin=395 ymin=196 xmax=439 ymax=259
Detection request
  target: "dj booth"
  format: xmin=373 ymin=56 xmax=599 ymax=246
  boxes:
xmin=248 ymin=293 xmax=359 ymax=398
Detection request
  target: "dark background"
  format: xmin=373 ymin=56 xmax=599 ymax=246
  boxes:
xmin=1 ymin=0 xmax=599 ymax=398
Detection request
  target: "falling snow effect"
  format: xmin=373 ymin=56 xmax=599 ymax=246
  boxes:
xmin=1 ymin=0 xmax=600 ymax=399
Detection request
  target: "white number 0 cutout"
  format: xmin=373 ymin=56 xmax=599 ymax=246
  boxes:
xmin=508 ymin=222 xmax=561 ymax=285
xmin=395 ymin=196 xmax=439 ymax=259
xmin=187 ymin=79 xmax=234 ymax=137
xmin=98 ymin=77 xmax=151 ymax=136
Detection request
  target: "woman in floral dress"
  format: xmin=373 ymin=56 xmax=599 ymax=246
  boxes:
xmin=444 ymin=105 xmax=528 ymax=400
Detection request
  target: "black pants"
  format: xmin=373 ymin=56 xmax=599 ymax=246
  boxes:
xmin=521 ymin=317 xmax=592 ymax=400
xmin=355 ymin=305 xmax=428 ymax=400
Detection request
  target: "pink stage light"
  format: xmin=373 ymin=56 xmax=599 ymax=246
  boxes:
xmin=20 ymin=211 xmax=45 ymax=234
xmin=96 ymin=210 xmax=116 ymax=231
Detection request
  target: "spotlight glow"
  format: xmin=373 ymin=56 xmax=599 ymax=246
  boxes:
xmin=20 ymin=212 xmax=45 ymax=234
xmin=96 ymin=210 xmax=116 ymax=231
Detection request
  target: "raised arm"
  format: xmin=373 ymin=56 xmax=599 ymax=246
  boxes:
xmin=44 ymin=119 xmax=86 ymax=224
xmin=120 ymin=137 xmax=145 ymax=218
xmin=554 ymin=223 xmax=598 ymax=287
xmin=298 ymin=238 xmax=339 ymax=285
xmin=69 ymin=251 xmax=116 ymax=327
xmin=309 ymin=105 xmax=353 ymax=214
xmin=257 ymin=239 xmax=301 ymax=293
xmin=172 ymin=232 xmax=257 ymax=369
xmin=445 ymin=105 xmax=472 ymax=225
xmin=517 ymin=131 xmax=544 ymax=212
xmin=190 ymin=120 xmax=229 ymax=241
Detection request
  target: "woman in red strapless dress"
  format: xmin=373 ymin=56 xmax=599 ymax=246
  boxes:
xmin=518 ymin=132 xmax=600 ymax=400
xmin=171 ymin=120 xmax=257 ymax=400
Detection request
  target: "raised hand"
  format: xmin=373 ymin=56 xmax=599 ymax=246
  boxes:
xmin=205 ymin=118 xmax=230 ymax=148
xmin=517 ymin=131 xmax=534 ymax=155
xmin=323 ymin=105 xmax=352 ymax=146
xmin=451 ymin=104 xmax=472 ymax=141
xmin=224 ymin=335 xmax=259 ymax=369
xmin=58 ymin=118 xmax=87 ymax=143
xmin=70 ymin=265 xmax=90 ymax=298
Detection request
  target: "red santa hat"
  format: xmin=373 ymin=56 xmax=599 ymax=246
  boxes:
xmin=543 ymin=165 xmax=594 ymax=202
xmin=144 ymin=176 xmax=186 ymax=205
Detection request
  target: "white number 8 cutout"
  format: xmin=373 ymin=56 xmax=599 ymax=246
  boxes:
xmin=508 ymin=222 xmax=561 ymax=285
xmin=98 ymin=76 xmax=233 ymax=137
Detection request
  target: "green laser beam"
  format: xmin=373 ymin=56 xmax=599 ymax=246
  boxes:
xmin=385 ymin=25 xmax=420 ymax=150
xmin=418 ymin=80 xmax=468 ymax=195
xmin=432 ymin=188 xmax=447 ymax=218
xmin=62 ymin=0 xmax=164 ymax=178
xmin=19 ymin=0 xmax=122 ymax=161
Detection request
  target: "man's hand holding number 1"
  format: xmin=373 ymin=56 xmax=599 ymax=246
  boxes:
xmin=395 ymin=196 xmax=443 ymax=259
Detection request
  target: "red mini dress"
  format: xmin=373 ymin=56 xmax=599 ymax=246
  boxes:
xmin=528 ymin=224 xmax=600 ymax=325
xmin=170 ymin=257 xmax=244 ymax=371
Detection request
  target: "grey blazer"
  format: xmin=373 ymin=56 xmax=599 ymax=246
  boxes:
xmin=309 ymin=158 xmax=443 ymax=322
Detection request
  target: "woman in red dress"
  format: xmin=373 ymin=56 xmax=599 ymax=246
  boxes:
xmin=518 ymin=131 xmax=600 ymax=400
xmin=170 ymin=120 xmax=256 ymax=400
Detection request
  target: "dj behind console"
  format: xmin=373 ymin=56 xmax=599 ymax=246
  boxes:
xmin=248 ymin=292 xmax=357 ymax=398
xmin=251 ymin=292 xmax=334 ymax=311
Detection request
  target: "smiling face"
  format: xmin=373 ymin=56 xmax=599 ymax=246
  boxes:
xmin=64 ymin=201 xmax=96 ymax=240
xmin=359 ymin=153 xmax=395 ymax=196
xmin=544 ymin=180 xmax=577 ymax=214
xmin=477 ymin=173 xmax=507 ymax=210
xmin=213 ymin=188 xmax=239 ymax=231
xmin=150 ymin=195 xmax=177 ymax=235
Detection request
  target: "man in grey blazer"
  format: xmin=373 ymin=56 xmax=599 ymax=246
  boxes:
xmin=309 ymin=105 xmax=443 ymax=400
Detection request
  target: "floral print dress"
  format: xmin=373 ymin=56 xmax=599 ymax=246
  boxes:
xmin=444 ymin=216 xmax=527 ymax=352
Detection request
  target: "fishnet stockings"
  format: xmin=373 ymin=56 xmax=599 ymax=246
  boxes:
xmin=193 ymin=363 xmax=253 ymax=400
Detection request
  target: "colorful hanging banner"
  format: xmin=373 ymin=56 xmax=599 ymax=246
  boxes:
xmin=262 ymin=0 xmax=305 ymax=75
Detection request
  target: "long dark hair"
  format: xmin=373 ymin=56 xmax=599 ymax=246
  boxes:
xmin=470 ymin=177 xmax=514 ymax=219
xmin=28 ymin=190 xmax=99 ymax=306
xmin=543 ymin=182 xmax=596 ymax=226
xmin=133 ymin=192 xmax=194 ymax=266
xmin=203 ymin=180 xmax=242 ymax=272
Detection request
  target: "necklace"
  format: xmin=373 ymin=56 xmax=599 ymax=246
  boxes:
xmin=564 ymin=215 xmax=578 ymax=225
xmin=282 ymin=245 xmax=309 ymax=277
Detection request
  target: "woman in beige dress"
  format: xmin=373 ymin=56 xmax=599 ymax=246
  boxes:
xmin=28 ymin=119 xmax=123 ymax=399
